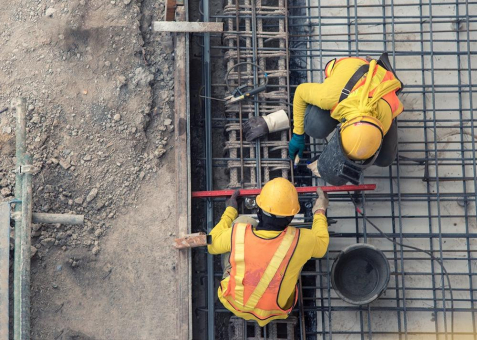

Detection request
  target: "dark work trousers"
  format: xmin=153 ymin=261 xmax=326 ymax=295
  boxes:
xmin=304 ymin=104 xmax=398 ymax=167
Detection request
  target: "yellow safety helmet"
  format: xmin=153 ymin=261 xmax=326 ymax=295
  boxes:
xmin=340 ymin=116 xmax=384 ymax=161
xmin=256 ymin=178 xmax=300 ymax=216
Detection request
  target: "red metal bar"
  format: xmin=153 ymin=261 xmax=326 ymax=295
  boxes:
xmin=191 ymin=184 xmax=376 ymax=198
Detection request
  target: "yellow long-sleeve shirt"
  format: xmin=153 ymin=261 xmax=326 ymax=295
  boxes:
xmin=292 ymin=58 xmax=395 ymax=135
xmin=207 ymin=207 xmax=329 ymax=313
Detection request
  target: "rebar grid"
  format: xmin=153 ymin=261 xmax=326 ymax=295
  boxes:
xmin=196 ymin=0 xmax=477 ymax=339
xmin=288 ymin=1 xmax=477 ymax=339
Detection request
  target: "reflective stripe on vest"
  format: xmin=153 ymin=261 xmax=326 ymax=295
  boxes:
xmin=233 ymin=223 xmax=246 ymax=306
xmin=325 ymin=56 xmax=365 ymax=78
xmin=328 ymin=57 xmax=403 ymax=120
xmin=324 ymin=58 xmax=337 ymax=78
xmin=223 ymin=223 xmax=300 ymax=320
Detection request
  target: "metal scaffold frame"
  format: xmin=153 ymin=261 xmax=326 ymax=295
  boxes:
xmin=0 ymin=99 xmax=84 ymax=340
xmin=193 ymin=0 xmax=477 ymax=339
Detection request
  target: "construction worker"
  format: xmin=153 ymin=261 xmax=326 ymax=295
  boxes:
xmin=288 ymin=53 xmax=404 ymax=185
xmin=207 ymin=178 xmax=329 ymax=326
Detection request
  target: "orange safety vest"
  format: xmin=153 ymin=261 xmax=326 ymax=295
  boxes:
xmin=325 ymin=57 xmax=404 ymax=120
xmin=219 ymin=223 xmax=300 ymax=325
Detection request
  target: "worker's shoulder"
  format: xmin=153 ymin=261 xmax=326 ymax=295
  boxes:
xmin=323 ymin=57 xmax=367 ymax=88
xmin=295 ymin=228 xmax=317 ymax=243
xmin=333 ymin=57 xmax=367 ymax=71
xmin=336 ymin=56 xmax=367 ymax=66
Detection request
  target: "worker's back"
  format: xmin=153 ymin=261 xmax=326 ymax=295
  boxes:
xmin=217 ymin=216 xmax=329 ymax=327
xmin=208 ymin=180 xmax=329 ymax=327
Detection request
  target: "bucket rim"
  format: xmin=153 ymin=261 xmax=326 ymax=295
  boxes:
xmin=331 ymin=243 xmax=390 ymax=305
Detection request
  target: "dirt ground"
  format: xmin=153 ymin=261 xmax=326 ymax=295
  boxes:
xmin=0 ymin=0 xmax=179 ymax=338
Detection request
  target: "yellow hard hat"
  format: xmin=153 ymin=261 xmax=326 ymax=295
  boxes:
xmin=340 ymin=116 xmax=383 ymax=161
xmin=256 ymin=178 xmax=300 ymax=216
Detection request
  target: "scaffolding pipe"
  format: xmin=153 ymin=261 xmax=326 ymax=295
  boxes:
xmin=14 ymin=155 xmax=32 ymax=340
xmin=0 ymin=204 xmax=9 ymax=340
xmin=32 ymin=213 xmax=84 ymax=225
xmin=13 ymin=98 xmax=26 ymax=340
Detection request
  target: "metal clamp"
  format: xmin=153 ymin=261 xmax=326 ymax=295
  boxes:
xmin=15 ymin=165 xmax=37 ymax=175
xmin=10 ymin=212 xmax=21 ymax=221
xmin=341 ymin=88 xmax=351 ymax=96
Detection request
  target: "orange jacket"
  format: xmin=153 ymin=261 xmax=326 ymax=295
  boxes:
xmin=208 ymin=207 xmax=329 ymax=326
xmin=293 ymin=57 xmax=403 ymax=135
xmin=220 ymin=223 xmax=300 ymax=326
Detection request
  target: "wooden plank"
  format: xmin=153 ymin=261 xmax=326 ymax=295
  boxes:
xmin=173 ymin=233 xmax=207 ymax=249
xmin=153 ymin=21 xmax=223 ymax=33
xmin=165 ymin=0 xmax=177 ymax=21
xmin=173 ymin=6 xmax=192 ymax=340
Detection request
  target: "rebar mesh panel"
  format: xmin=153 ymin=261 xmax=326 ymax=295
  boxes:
xmin=195 ymin=0 xmax=477 ymax=339
xmin=289 ymin=0 xmax=477 ymax=338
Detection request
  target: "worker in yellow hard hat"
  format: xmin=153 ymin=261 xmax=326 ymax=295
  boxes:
xmin=207 ymin=178 xmax=329 ymax=326
xmin=288 ymin=53 xmax=404 ymax=185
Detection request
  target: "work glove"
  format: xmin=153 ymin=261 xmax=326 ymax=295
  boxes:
xmin=289 ymin=133 xmax=305 ymax=160
xmin=243 ymin=116 xmax=268 ymax=142
xmin=312 ymin=187 xmax=329 ymax=214
xmin=225 ymin=189 xmax=240 ymax=210
xmin=243 ymin=110 xmax=289 ymax=142
xmin=307 ymin=159 xmax=321 ymax=177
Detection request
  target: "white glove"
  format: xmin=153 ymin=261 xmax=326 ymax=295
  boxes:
xmin=307 ymin=159 xmax=321 ymax=177
xmin=312 ymin=187 xmax=329 ymax=214
xmin=263 ymin=109 xmax=290 ymax=133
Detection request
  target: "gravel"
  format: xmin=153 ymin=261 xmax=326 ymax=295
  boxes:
xmin=0 ymin=0 xmax=174 ymax=270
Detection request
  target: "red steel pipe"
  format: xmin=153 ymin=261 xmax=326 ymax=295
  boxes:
xmin=192 ymin=184 xmax=376 ymax=198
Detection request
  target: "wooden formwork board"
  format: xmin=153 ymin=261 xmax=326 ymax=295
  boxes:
xmin=153 ymin=21 xmax=223 ymax=33
xmin=173 ymin=5 xmax=192 ymax=340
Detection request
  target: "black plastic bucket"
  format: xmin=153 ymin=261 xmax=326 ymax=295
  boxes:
xmin=331 ymin=243 xmax=390 ymax=305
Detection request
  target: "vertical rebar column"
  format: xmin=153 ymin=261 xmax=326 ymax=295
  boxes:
xmin=0 ymin=203 xmax=9 ymax=340
xmin=278 ymin=0 xmax=288 ymax=181
xmin=257 ymin=0 xmax=270 ymax=184
xmin=227 ymin=0 xmax=239 ymax=188
xmin=13 ymin=98 xmax=27 ymax=340
xmin=250 ymin=0 xmax=262 ymax=187
xmin=245 ymin=0 xmax=257 ymax=187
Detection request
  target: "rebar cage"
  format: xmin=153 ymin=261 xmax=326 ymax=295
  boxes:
xmin=192 ymin=0 xmax=477 ymax=339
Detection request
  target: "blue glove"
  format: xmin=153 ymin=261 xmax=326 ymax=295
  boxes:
xmin=288 ymin=133 xmax=305 ymax=160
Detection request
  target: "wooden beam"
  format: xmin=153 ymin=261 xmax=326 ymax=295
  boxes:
xmin=173 ymin=6 xmax=192 ymax=340
xmin=173 ymin=233 xmax=207 ymax=249
xmin=165 ymin=0 xmax=177 ymax=21
xmin=153 ymin=21 xmax=223 ymax=33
